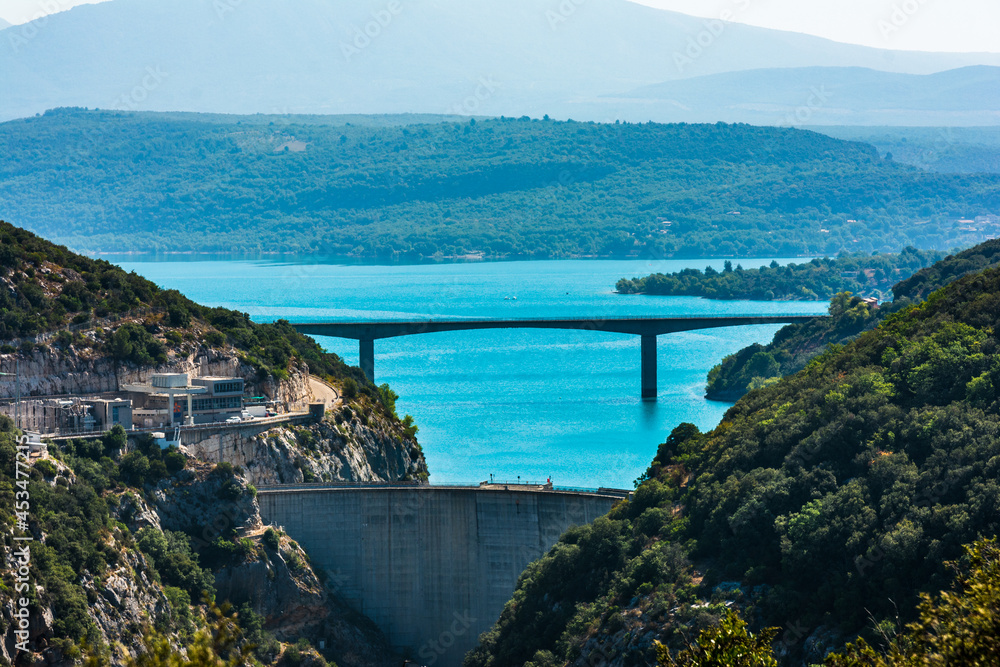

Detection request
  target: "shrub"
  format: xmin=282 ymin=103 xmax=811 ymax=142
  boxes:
xmin=211 ymin=461 xmax=234 ymax=478
xmin=262 ymin=528 xmax=280 ymax=550
xmin=108 ymin=322 xmax=167 ymax=366
xmin=162 ymin=586 xmax=193 ymax=635
xmin=119 ymin=451 xmax=150 ymax=486
xmin=204 ymin=330 xmax=225 ymax=347
xmin=163 ymin=448 xmax=186 ymax=474
xmin=135 ymin=528 xmax=215 ymax=599
xmin=342 ymin=378 xmax=358 ymax=400
xmin=35 ymin=459 xmax=58 ymax=477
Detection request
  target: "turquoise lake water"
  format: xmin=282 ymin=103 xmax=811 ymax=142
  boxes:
xmin=114 ymin=257 xmax=827 ymax=489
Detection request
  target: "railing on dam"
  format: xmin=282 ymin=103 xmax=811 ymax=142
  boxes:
xmin=255 ymin=480 xmax=633 ymax=498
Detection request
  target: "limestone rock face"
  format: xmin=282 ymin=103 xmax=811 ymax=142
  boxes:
xmin=0 ymin=343 xmax=309 ymax=408
xmin=222 ymin=415 xmax=426 ymax=486
xmin=81 ymin=546 xmax=171 ymax=664
xmin=155 ymin=464 xmax=398 ymax=667
xmin=213 ymin=532 xmax=397 ymax=667
xmin=149 ymin=467 xmax=262 ymax=541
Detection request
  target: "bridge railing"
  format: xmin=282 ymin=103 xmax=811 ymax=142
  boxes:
xmin=292 ymin=313 xmax=823 ymax=325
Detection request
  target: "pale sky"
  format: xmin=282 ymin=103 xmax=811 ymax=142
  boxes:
xmin=631 ymin=0 xmax=1000 ymax=53
xmin=1 ymin=0 xmax=998 ymax=54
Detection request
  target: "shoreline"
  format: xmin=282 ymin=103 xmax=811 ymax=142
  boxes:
xmin=80 ymin=250 xmax=821 ymax=267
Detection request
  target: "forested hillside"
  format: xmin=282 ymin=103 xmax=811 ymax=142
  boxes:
xmin=817 ymin=125 xmax=1000 ymax=174
xmin=706 ymin=239 xmax=1000 ymax=400
xmin=467 ymin=255 xmax=1000 ymax=666
xmin=2 ymin=109 xmax=1000 ymax=257
xmin=616 ymin=247 xmax=945 ymax=301
xmin=0 ymin=220 xmax=366 ymax=384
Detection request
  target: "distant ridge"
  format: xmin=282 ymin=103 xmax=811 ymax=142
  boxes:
xmin=610 ymin=65 xmax=1000 ymax=126
xmin=3 ymin=109 xmax=1000 ymax=258
xmin=1 ymin=0 xmax=1000 ymax=123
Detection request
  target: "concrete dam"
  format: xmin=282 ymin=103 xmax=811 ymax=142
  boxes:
xmin=257 ymin=484 xmax=626 ymax=666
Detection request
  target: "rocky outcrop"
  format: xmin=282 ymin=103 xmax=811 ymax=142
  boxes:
xmin=217 ymin=414 xmax=426 ymax=486
xmin=0 ymin=338 xmax=309 ymax=407
xmin=146 ymin=465 xmax=262 ymax=540
xmin=81 ymin=545 xmax=172 ymax=665
xmin=151 ymin=462 xmax=398 ymax=667
xmin=116 ymin=461 xmax=399 ymax=667
xmin=213 ymin=532 xmax=396 ymax=667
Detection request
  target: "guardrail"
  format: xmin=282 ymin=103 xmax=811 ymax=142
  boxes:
xmin=291 ymin=314 xmax=824 ymax=325
xmin=256 ymin=481 xmax=632 ymax=497
xmin=39 ymin=411 xmax=314 ymax=440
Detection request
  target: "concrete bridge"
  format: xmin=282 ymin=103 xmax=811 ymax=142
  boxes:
xmin=257 ymin=483 xmax=627 ymax=667
xmin=292 ymin=315 xmax=821 ymax=399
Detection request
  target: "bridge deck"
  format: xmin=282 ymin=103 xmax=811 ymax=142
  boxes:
xmin=292 ymin=314 xmax=821 ymax=339
xmin=291 ymin=314 xmax=824 ymax=397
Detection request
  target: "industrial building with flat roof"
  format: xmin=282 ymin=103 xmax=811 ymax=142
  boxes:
xmin=125 ymin=373 xmax=246 ymax=428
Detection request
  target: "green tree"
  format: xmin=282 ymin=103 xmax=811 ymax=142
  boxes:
xmin=655 ymin=610 xmax=778 ymax=667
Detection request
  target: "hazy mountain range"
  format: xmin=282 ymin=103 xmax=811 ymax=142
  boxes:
xmin=616 ymin=65 xmax=1000 ymax=126
xmin=1 ymin=0 xmax=999 ymax=125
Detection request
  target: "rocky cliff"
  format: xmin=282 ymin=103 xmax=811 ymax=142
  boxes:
xmin=0 ymin=335 xmax=309 ymax=408
xmin=214 ymin=411 xmax=427 ymax=486
xmin=8 ymin=451 xmax=399 ymax=667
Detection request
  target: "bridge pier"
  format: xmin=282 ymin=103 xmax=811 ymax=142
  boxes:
xmin=359 ymin=339 xmax=374 ymax=382
xmin=641 ymin=334 xmax=657 ymax=400
xmin=290 ymin=315 xmax=823 ymax=398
